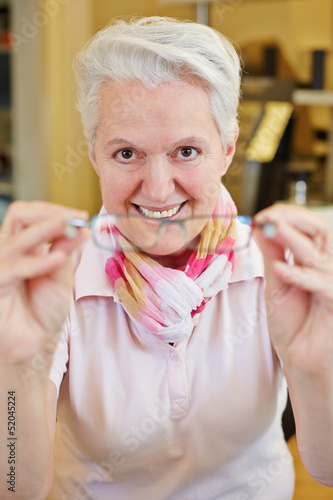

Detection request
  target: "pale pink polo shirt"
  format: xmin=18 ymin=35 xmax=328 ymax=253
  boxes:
xmin=47 ymin=222 xmax=295 ymax=500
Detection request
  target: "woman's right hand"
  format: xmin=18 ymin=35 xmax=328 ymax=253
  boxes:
xmin=0 ymin=201 xmax=89 ymax=368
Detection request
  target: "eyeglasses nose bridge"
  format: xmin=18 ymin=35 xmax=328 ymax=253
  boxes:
xmin=159 ymin=219 xmax=188 ymax=240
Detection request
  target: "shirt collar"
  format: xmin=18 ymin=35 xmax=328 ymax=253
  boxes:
xmin=74 ymin=238 xmax=115 ymax=301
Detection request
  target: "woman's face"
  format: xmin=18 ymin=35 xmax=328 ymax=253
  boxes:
xmin=90 ymin=80 xmax=237 ymax=263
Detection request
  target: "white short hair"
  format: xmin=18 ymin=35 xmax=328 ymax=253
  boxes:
xmin=73 ymin=16 xmax=242 ymax=152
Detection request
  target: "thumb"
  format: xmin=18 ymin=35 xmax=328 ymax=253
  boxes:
xmin=253 ymin=225 xmax=296 ymax=313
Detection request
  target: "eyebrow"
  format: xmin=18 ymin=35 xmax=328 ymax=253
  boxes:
xmin=103 ymin=136 xmax=209 ymax=152
xmin=104 ymin=138 xmax=137 ymax=152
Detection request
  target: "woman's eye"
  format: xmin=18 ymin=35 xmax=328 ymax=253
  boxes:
xmin=181 ymin=147 xmax=193 ymax=157
xmin=115 ymin=149 xmax=138 ymax=161
xmin=177 ymin=147 xmax=200 ymax=160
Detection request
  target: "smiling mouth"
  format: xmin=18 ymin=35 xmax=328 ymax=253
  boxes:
xmin=134 ymin=202 xmax=186 ymax=219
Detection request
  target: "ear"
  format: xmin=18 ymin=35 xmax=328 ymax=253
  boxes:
xmin=87 ymin=140 xmax=100 ymax=177
xmin=220 ymin=124 xmax=239 ymax=176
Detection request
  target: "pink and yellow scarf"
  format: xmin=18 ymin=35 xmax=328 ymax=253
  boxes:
xmin=105 ymin=185 xmax=237 ymax=343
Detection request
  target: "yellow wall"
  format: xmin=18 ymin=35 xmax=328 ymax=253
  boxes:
xmin=93 ymin=0 xmax=196 ymax=31
xmin=43 ymin=0 xmax=100 ymax=214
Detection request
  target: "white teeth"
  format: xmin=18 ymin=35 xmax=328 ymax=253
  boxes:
xmin=138 ymin=204 xmax=183 ymax=219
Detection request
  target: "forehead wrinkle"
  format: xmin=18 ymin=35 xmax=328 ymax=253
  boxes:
xmin=96 ymin=80 xmax=222 ymax=154
xmin=100 ymin=80 xmax=211 ymax=125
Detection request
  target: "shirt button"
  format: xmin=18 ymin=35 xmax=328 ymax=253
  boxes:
xmin=170 ymin=351 xmax=179 ymax=362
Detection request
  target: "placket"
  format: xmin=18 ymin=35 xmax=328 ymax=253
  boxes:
xmin=164 ymin=342 xmax=189 ymax=419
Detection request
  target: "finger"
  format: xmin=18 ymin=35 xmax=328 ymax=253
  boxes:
xmin=1 ymin=218 xmax=89 ymax=260
xmin=273 ymin=260 xmax=333 ymax=302
xmin=255 ymin=221 xmax=333 ymax=312
xmin=256 ymin=203 xmax=331 ymax=241
xmin=269 ymin=220 xmax=331 ymax=269
xmin=253 ymin=224 xmax=285 ymax=265
xmin=50 ymin=226 xmax=90 ymax=255
xmin=253 ymin=229 xmax=291 ymax=314
xmin=1 ymin=200 xmax=88 ymax=236
xmin=255 ymin=204 xmax=333 ymax=255
xmin=254 ymin=204 xmax=333 ymax=269
xmin=0 ymin=250 xmax=67 ymax=292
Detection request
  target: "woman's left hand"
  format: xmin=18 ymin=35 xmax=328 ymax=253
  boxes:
xmin=254 ymin=204 xmax=333 ymax=376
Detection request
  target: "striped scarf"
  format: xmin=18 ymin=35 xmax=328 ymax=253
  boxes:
xmin=105 ymin=184 xmax=237 ymax=343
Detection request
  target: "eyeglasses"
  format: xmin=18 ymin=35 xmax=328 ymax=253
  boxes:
xmin=66 ymin=213 xmax=276 ymax=253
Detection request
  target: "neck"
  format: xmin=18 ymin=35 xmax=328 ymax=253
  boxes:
xmin=146 ymin=246 xmax=194 ymax=269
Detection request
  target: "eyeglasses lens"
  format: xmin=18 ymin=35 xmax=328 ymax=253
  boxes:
xmin=92 ymin=214 xmax=250 ymax=253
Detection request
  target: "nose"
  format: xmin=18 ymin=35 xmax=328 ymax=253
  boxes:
xmin=141 ymin=156 xmax=175 ymax=203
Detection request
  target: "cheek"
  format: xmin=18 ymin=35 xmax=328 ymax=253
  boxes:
xmin=99 ymin=171 xmax=139 ymax=212
xmin=184 ymin=167 xmax=222 ymax=212
xmin=201 ymin=178 xmax=222 ymax=210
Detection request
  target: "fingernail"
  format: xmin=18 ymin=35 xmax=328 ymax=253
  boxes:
xmin=65 ymin=223 xmax=78 ymax=239
xmin=262 ymin=222 xmax=276 ymax=239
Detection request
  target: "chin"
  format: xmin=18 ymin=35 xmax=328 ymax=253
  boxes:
xmin=143 ymin=244 xmax=189 ymax=257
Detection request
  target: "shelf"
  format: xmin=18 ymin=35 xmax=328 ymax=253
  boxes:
xmin=292 ymin=89 xmax=333 ymax=107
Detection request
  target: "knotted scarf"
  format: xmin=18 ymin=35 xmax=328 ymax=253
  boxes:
xmin=105 ymin=184 xmax=237 ymax=343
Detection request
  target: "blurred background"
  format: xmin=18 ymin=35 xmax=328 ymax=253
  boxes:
xmin=0 ymin=0 xmax=333 ymax=222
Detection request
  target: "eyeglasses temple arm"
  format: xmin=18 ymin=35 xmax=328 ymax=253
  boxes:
xmin=237 ymin=215 xmax=277 ymax=239
xmin=66 ymin=217 xmax=91 ymax=228
xmin=252 ymin=219 xmax=277 ymax=239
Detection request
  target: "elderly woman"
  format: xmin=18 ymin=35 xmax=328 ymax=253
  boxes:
xmin=0 ymin=16 xmax=333 ymax=500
